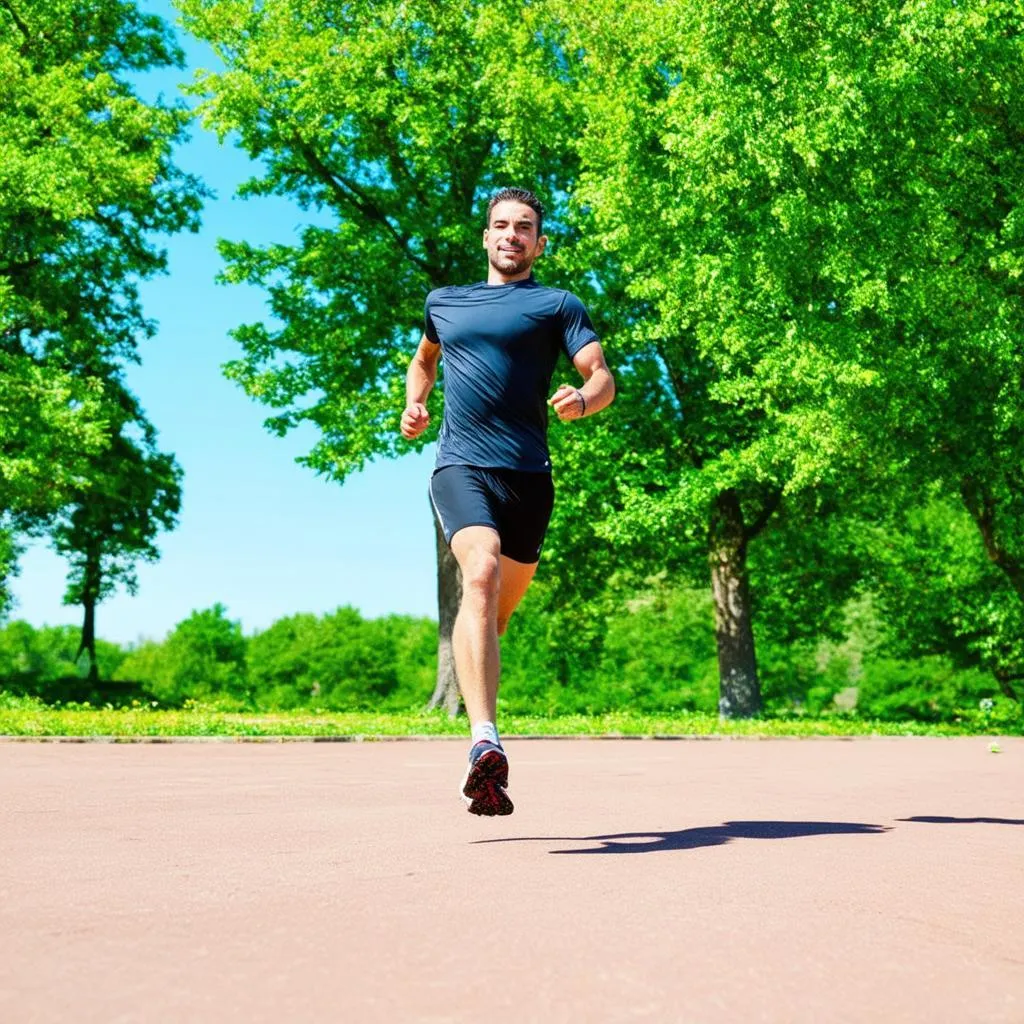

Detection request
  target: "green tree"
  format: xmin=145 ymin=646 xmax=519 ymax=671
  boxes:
xmin=246 ymin=607 xmax=431 ymax=710
xmin=50 ymin=381 xmax=182 ymax=683
xmin=178 ymin=0 xmax=583 ymax=711
xmin=0 ymin=0 xmax=203 ymax=587
xmin=537 ymin=0 xmax=860 ymax=714
xmin=245 ymin=612 xmax=321 ymax=709
xmin=814 ymin=1 xmax=1024 ymax=683
xmin=864 ymin=493 xmax=1024 ymax=700
xmin=116 ymin=603 xmax=248 ymax=705
xmin=548 ymin=0 xmax=1024 ymax=714
xmin=0 ymin=356 xmax=108 ymax=527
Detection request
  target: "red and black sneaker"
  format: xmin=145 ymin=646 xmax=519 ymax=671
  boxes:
xmin=460 ymin=740 xmax=513 ymax=816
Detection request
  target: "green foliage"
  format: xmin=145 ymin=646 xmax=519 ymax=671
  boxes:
xmin=593 ymin=585 xmax=719 ymax=713
xmin=500 ymin=583 xmax=741 ymax=715
xmin=116 ymin=603 xmax=248 ymax=706
xmin=53 ymin=394 xmax=182 ymax=607
xmin=48 ymin=379 xmax=183 ymax=677
xmin=8 ymin=0 xmax=1020 ymax=732
xmin=0 ymin=354 xmax=108 ymax=522
xmin=0 ymin=619 xmax=128 ymax=698
xmin=0 ymin=582 xmax=1016 ymax=725
xmin=536 ymin=0 xmax=1024 ymax=711
xmin=855 ymin=657 xmax=999 ymax=724
xmin=246 ymin=608 xmax=433 ymax=710
xmin=861 ymin=493 xmax=1024 ymax=694
xmin=0 ymin=527 xmax=22 ymax=618
xmin=555 ymin=0 xmax=1024 ymax=536
xmin=0 ymin=0 xmax=204 ymax=612
xmin=1 ymin=0 xmax=204 ymax=364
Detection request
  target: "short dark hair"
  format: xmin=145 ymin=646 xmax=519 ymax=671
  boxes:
xmin=486 ymin=187 xmax=544 ymax=234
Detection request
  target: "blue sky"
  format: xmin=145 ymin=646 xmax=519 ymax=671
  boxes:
xmin=9 ymin=0 xmax=438 ymax=645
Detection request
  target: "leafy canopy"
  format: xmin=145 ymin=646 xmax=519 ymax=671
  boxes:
xmin=0 ymin=0 xmax=204 ymax=521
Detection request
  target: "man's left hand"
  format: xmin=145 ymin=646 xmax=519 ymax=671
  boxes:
xmin=548 ymin=383 xmax=585 ymax=421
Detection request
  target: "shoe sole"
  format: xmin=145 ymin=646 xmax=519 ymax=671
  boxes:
xmin=460 ymin=749 xmax=514 ymax=816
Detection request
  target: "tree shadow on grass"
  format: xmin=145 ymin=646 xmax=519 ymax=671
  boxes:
xmin=474 ymin=820 xmax=890 ymax=854
xmin=898 ymin=816 xmax=1024 ymax=826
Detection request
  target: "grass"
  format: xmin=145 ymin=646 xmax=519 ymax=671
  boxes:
xmin=0 ymin=695 xmax=1019 ymax=739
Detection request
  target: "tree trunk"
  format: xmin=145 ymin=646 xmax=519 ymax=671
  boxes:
xmin=960 ymin=478 xmax=1024 ymax=700
xmin=708 ymin=489 xmax=761 ymax=718
xmin=75 ymin=547 xmax=101 ymax=686
xmin=960 ymin=476 xmax=1024 ymax=605
xmin=427 ymin=501 xmax=462 ymax=717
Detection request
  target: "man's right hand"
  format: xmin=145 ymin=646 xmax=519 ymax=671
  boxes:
xmin=401 ymin=402 xmax=430 ymax=439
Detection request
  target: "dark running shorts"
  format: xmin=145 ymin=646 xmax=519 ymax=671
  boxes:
xmin=429 ymin=465 xmax=555 ymax=565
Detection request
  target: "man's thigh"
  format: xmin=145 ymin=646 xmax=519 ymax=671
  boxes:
xmin=450 ymin=524 xmax=501 ymax=568
xmin=497 ymin=555 xmax=538 ymax=632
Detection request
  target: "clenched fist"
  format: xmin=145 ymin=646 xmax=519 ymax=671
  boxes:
xmin=401 ymin=402 xmax=430 ymax=439
xmin=548 ymin=383 xmax=585 ymax=421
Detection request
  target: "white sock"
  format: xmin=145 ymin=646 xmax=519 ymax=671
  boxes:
xmin=471 ymin=721 xmax=500 ymax=747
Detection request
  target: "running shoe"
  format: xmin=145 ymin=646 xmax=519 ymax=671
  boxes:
xmin=460 ymin=740 xmax=513 ymax=816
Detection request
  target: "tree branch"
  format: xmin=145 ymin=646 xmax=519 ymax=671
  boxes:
xmin=292 ymin=136 xmax=435 ymax=280
xmin=960 ymin=475 xmax=1024 ymax=604
xmin=0 ymin=0 xmax=32 ymax=52
xmin=744 ymin=488 xmax=782 ymax=543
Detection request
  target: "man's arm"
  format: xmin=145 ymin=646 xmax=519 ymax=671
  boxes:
xmin=549 ymin=341 xmax=615 ymax=422
xmin=401 ymin=335 xmax=441 ymax=439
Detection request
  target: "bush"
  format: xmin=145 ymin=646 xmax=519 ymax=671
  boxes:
xmin=0 ymin=620 xmax=129 ymax=701
xmin=499 ymin=584 xmax=720 ymax=714
xmin=857 ymin=657 xmax=1001 ymax=722
xmin=115 ymin=604 xmax=248 ymax=707
xmin=246 ymin=608 xmax=436 ymax=711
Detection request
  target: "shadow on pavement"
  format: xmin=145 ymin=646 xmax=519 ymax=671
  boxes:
xmin=898 ymin=815 xmax=1024 ymax=826
xmin=475 ymin=820 xmax=890 ymax=854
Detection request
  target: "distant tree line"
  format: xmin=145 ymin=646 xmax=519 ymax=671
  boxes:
xmin=0 ymin=576 xmax=1016 ymax=726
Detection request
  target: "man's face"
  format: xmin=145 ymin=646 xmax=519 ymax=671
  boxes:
xmin=483 ymin=200 xmax=547 ymax=276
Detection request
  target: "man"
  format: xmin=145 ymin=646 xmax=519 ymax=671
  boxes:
xmin=400 ymin=187 xmax=615 ymax=816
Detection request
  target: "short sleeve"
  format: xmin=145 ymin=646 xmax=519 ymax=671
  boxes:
xmin=558 ymin=292 xmax=599 ymax=359
xmin=424 ymin=293 xmax=441 ymax=344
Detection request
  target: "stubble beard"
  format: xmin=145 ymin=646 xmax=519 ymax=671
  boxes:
xmin=488 ymin=248 xmax=533 ymax=277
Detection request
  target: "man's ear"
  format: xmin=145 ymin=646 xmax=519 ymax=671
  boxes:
xmin=482 ymin=228 xmax=489 ymax=248
xmin=537 ymin=234 xmax=548 ymax=255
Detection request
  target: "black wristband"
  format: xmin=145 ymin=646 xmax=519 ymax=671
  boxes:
xmin=576 ymin=390 xmax=586 ymax=417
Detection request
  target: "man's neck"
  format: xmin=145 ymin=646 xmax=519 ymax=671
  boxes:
xmin=486 ymin=267 xmax=533 ymax=285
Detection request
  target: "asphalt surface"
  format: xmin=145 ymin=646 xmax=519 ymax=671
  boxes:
xmin=1 ymin=737 xmax=1022 ymax=1022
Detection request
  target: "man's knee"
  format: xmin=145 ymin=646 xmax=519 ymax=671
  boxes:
xmin=460 ymin=549 xmax=501 ymax=600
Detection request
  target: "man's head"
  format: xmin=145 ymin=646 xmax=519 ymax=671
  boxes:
xmin=483 ymin=187 xmax=547 ymax=279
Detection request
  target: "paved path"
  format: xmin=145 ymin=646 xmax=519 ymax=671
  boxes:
xmin=1 ymin=738 xmax=1022 ymax=1022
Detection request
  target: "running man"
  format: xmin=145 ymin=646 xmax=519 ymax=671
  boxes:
xmin=400 ymin=187 xmax=615 ymax=816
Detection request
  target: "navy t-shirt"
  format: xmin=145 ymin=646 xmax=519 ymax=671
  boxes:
xmin=424 ymin=277 xmax=599 ymax=472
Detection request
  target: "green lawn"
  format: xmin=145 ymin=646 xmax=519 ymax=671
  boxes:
xmin=0 ymin=697 xmax=1019 ymax=739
